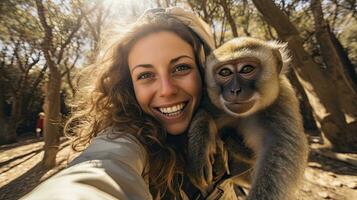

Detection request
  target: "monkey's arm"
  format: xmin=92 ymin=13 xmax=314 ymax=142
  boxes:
xmin=186 ymin=108 xmax=218 ymax=194
xmin=246 ymin=107 xmax=308 ymax=200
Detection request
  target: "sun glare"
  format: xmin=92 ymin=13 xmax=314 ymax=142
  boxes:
xmin=102 ymin=0 xmax=155 ymax=20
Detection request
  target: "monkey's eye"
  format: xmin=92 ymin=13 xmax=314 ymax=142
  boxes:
xmin=218 ymin=68 xmax=233 ymax=77
xmin=239 ymin=65 xmax=255 ymax=74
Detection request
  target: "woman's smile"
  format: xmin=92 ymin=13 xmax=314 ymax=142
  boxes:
xmin=153 ymin=101 xmax=189 ymax=120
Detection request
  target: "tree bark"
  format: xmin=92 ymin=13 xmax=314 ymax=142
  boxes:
xmin=0 ymin=96 xmax=19 ymax=144
xmin=0 ymin=93 xmax=11 ymax=144
xmin=328 ymin=27 xmax=357 ymax=89
xmin=6 ymin=94 xmax=22 ymax=143
xmin=288 ymin=71 xmax=318 ymax=132
xmin=42 ymin=70 xmax=61 ymax=169
xmin=310 ymin=0 xmax=357 ymax=118
xmin=252 ymin=0 xmax=357 ymax=152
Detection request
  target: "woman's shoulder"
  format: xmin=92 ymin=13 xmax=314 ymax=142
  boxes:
xmin=70 ymin=126 xmax=148 ymax=174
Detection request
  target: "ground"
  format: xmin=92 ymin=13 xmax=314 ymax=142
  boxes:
xmin=0 ymin=135 xmax=356 ymax=200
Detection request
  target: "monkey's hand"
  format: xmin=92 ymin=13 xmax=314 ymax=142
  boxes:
xmin=186 ymin=109 xmax=218 ymax=193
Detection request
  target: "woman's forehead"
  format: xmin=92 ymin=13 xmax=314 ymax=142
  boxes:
xmin=128 ymin=31 xmax=194 ymax=69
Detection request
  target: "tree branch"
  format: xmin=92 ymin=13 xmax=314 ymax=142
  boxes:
xmin=35 ymin=0 xmax=54 ymax=54
xmin=57 ymin=12 xmax=84 ymax=65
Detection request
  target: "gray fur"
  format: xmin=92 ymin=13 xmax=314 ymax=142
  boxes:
xmin=186 ymin=37 xmax=308 ymax=200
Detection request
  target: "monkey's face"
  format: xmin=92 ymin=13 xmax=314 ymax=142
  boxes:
xmin=214 ymin=57 xmax=261 ymax=115
xmin=206 ymin=37 xmax=282 ymax=117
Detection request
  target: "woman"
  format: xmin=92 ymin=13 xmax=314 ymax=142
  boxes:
xmin=22 ymin=7 xmax=238 ymax=200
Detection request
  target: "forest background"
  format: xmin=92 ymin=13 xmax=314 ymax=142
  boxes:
xmin=0 ymin=0 xmax=356 ymax=199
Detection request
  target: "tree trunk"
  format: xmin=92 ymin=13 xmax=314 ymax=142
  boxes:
xmin=42 ymin=69 xmax=61 ymax=169
xmin=6 ymin=94 xmax=22 ymax=143
xmin=0 ymin=93 xmax=22 ymax=144
xmin=328 ymin=27 xmax=357 ymax=88
xmin=36 ymin=0 xmax=61 ymax=168
xmin=252 ymin=0 xmax=357 ymax=152
xmin=310 ymin=0 xmax=357 ymax=118
xmin=0 ymin=94 xmax=10 ymax=144
xmin=328 ymin=28 xmax=357 ymax=90
xmin=288 ymin=71 xmax=318 ymax=132
xmin=220 ymin=0 xmax=238 ymax=37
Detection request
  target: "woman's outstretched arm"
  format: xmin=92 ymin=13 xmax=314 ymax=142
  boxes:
xmin=21 ymin=133 xmax=152 ymax=200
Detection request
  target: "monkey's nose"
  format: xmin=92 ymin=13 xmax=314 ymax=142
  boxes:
xmin=230 ymin=87 xmax=241 ymax=96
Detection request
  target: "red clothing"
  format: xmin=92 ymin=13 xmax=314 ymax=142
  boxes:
xmin=36 ymin=118 xmax=44 ymax=129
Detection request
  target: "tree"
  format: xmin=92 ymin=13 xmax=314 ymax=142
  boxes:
xmin=78 ymin=1 xmax=112 ymax=64
xmin=218 ymin=0 xmax=238 ymax=37
xmin=328 ymin=27 xmax=357 ymax=88
xmin=0 ymin=0 xmax=46 ymax=144
xmin=311 ymin=0 xmax=357 ymax=117
xmin=252 ymin=0 xmax=357 ymax=151
xmin=0 ymin=39 xmax=42 ymax=143
xmin=35 ymin=0 xmax=84 ymax=168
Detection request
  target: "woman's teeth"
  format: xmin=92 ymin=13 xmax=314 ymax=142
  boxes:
xmin=158 ymin=103 xmax=185 ymax=115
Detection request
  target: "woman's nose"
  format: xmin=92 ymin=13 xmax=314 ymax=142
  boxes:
xmin=159 ymin=76 xmax=178 ymax=97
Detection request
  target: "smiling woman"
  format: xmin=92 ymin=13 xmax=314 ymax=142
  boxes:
xmin=21 ymin=7 xmax=238 ymax=200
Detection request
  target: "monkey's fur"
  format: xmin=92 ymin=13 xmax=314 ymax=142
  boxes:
xmin=186 ymin=37 xmax=309 ymax=200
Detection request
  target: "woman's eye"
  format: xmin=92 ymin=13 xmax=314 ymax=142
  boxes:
xmin=218 ymin=68 xmax=232 ymax=77
xmin=239 ymin=65 xmax=255 ymax=74
xmin=173 ymin=64 xmax=191 ymax=73
xmin=137 ymin=72 xmax=154 ymax=80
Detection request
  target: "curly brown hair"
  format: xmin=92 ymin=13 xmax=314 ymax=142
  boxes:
xmin=64 ymin=11 xmax=208 ymax=199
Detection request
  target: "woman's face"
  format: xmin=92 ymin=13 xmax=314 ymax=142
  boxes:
xmin=128 ymin=31 xmax=202 ymax=135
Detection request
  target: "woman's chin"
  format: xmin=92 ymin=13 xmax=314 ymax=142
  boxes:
xmin=166 ymin=122 xmax=189 ymax=135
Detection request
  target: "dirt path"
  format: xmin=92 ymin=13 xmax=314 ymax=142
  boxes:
xmin=298 ymin=142 xmax=357 ymax=200
xmin=0 ymin=137 xmax=72 ymax=200
xmin=0 ymin=136 xmax=356 ymax=200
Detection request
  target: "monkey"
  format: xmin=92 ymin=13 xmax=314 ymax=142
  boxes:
xmin=185 ymin=37 xmax=309 ymax=200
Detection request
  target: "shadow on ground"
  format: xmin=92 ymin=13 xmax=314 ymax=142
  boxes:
xmin=0 ymin=138 xmax=69 ymax=200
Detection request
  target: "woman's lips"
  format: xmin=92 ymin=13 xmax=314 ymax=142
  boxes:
xmin=152 ymin=101 xmax=189 ymax=122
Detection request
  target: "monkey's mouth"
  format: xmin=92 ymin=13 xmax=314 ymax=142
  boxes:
xmin=154 ymin=101 xmax=188 ymax=117
xmin=224 ymin=101 xmax=255 ymax=114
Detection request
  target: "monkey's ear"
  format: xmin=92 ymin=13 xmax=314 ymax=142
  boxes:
xmin=272 ymin=49 xmax=283 ymax=73
xmin=268 ymin=41 xmax=291 ymax=74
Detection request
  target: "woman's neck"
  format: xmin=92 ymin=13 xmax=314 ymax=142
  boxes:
xmin=166 ymin=133 xmax=187 ymax=149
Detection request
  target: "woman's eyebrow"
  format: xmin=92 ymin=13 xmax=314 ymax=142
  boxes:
xmin=170 ymin=55 xmax=194 ymax=64
xmin=131 ymin=64 xmax=153 ymax=73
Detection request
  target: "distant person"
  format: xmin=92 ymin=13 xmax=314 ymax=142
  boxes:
xmin=35 ymin=112 xmax=45 ymax=137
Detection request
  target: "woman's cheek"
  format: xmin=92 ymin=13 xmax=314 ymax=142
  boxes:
xmin=133 ymin=83 xmax=153 ymax=113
